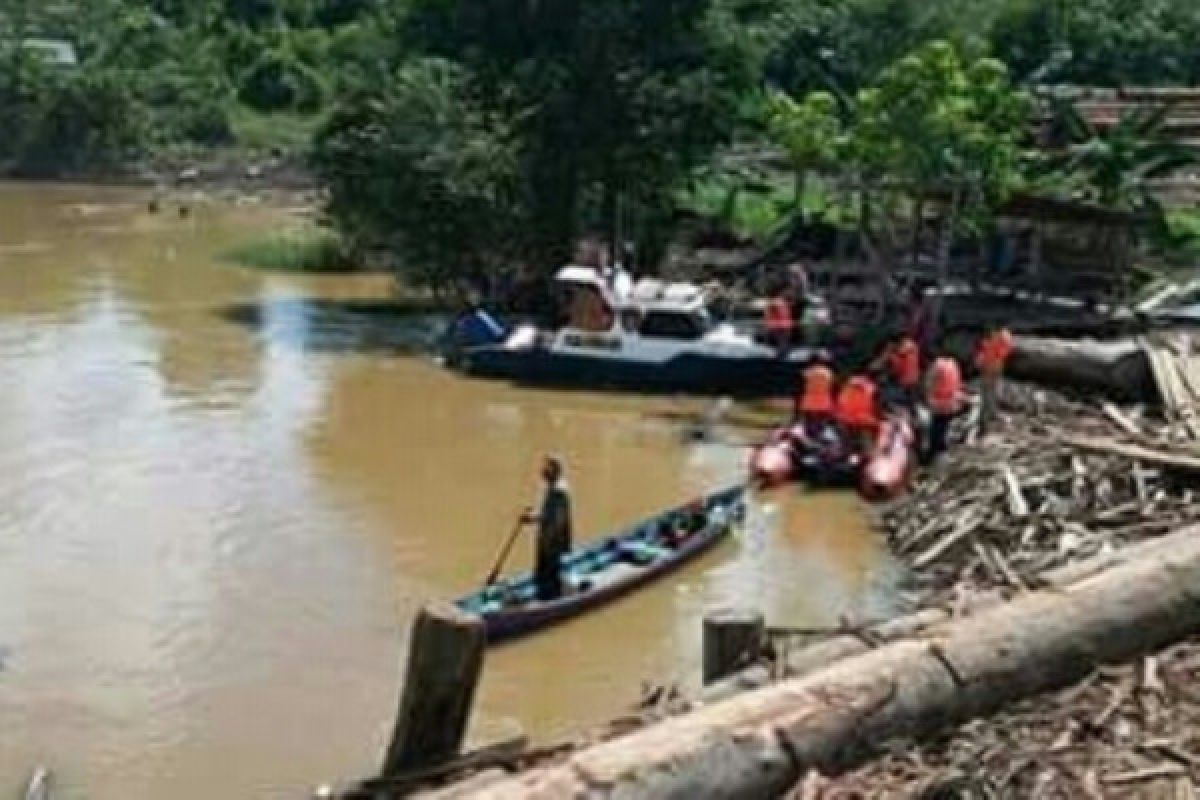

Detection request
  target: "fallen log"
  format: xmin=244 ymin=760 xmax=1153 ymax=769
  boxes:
xmin=342 ymin=737 xmax=527 ymax=799
xmin=705 ymin=524 xmax=1200 ymax=703
xmin=1009 ymin=336 xmax=1156 ymax=403
xmin=428 ymin=526 xmax=1200 ymax=799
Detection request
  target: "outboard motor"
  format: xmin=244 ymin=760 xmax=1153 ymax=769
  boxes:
xmin=443 ymin=309 xmax=508 ymax=364
xmin=455 ymin=309 xmax=507 ymax=347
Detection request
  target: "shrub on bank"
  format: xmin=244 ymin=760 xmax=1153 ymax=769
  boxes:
xmin=224 ymin=226 xmax=355 ymax=273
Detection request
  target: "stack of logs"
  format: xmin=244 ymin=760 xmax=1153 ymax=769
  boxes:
xmin=879 ymin=381 xmax=1200 ymax=606
xmin=792 ymin=380 xmax=1200 ymax=798
xmin=801 ymin=640 xmax=1200 ymax=798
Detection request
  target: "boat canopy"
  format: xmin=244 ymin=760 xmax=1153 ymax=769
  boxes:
xmin=553 ymin=265 xmax=707 ymax=313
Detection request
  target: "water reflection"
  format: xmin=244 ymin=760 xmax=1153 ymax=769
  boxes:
xmin=222 ymin=298 xmax=449 ymax=355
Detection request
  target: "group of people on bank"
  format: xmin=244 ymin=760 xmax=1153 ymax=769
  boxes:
xmin=793 ymin=325 xmax=1014 ymax=463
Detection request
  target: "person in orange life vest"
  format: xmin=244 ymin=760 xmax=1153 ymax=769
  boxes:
xmin=924 ymin=351 xmax=963 ymax=463
xmin=872 ymin=331 xmax=921 ymax=408
xmin=835 ymin=373 xmax=880 ymax=455
xmin=975 ymin=324 xmax=1014 ymax=436
xmin=763 ymin=294 xmax=793 ymax=356
xmin=794 ymin=355 xmax=835 ymax=436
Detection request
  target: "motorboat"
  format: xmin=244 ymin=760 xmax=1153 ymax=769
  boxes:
xmin=456 ymin=266 xmax=824 ymax=395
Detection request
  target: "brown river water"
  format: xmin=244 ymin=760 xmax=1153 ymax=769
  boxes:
xmin=0 ymin=183 xmax=900 ymax=799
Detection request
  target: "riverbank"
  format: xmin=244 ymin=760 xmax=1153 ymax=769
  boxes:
xmin=4 ymin=145 xmax=317 ymax=198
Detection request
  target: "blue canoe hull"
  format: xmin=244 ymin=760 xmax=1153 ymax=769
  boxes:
xmin=456 ymin=486 xmax=747 ymax=643
xmin=458 ymin=346 xmax=814 ymax=396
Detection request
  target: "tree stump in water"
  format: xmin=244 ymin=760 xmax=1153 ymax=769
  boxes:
xmin=703 ymin=609 xmax=765 ymax=685
xmin=382 ymin=603 xmax=486 ymax=777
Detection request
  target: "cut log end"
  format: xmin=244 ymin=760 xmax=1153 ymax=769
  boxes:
xmin=703 ymin=609 xmax=765 ymax=686
xmin=382 ymin=603 xmax=487 ymax=777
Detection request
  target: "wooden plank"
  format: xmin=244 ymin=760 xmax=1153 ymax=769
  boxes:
xmin=914 ymin=515 xmax=985 ymax=569
xmin=1101 ymin=402 xmax=1143 ymax=438
xmin=1001 ymin=466 xmax=1030 ymax=519
xmin=1061 ymin=435 xmax=1200 ymax=476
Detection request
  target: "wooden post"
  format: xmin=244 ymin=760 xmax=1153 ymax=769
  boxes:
xmin=382 ymin=603 xmax=486 ymax=777
xmin=703 ymin=609 xmax=764 ymax=685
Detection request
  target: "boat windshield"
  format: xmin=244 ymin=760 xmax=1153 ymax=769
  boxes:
xmin=638 ymin=309 xmax=711 ymax=340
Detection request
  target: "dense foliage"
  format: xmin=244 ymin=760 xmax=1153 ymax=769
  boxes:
xmin=0 ymin=0 xmax=379 ymax=175
xmin=3 ymin=0 xmax=1200 ymax=283
xmin=314 ymin=0 xmax=773 ymax=281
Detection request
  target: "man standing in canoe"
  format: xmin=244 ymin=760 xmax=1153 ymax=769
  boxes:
xmin=523 ymin=455 xmax=573 ymax=601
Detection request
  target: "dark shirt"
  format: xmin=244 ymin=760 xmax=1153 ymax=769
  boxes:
xmin=537 ymin=484 xmax=572 ymax=559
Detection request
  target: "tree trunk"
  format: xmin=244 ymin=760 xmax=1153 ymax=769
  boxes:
xmin=1009 ymin=335 xmax=1156 ymax=403
xmin=931 ymin=187 xmax=962 ymax=339
xmin=794 ymin=169 xmax=808 ymax=220
xmin=603 ymin=176 xmax=620 ymax=269
xmin=428 ymin=527 xmax=1200 ymax=799
xmin=910 ymin=193 xmax=925 ymax=269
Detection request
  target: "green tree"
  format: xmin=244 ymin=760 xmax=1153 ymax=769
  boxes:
xmin=313 ymin=58 xmax=521 ymax=296
xmin=833 ymin=41 xmax=1030 ymax=282
xmin=765 ymin=0 xmax=998 ymax=100
xmin=766 ymin=89 xmax=842 ymax=214
xmin=850 ymin=40 xmax=1029 ymax=249
xmin=394 ymin=0 xmax=772 ymax=271
xmin=991 ymin=0 xmax=1200 ymax=86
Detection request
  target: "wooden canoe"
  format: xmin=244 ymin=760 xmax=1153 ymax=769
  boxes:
xmin=455 ymin=485 xmax=747 ymax=643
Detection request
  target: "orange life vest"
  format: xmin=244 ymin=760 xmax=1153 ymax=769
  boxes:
xmin=927 ymin=357 xmax=963 ymax=414
xmin=797 ymin=364 xmax=834 ymax=414
xmin=764 ymin=297 xmax=793 ymax=334
xmin=976 ymin=329 xmax=1014 ymax=374
xmin=835 ymin=375 xmax=878 ymax=429
xmin=888 ymin=337 xmax=921 ymax=388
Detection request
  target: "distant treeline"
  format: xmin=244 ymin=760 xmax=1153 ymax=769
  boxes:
xmin=4 ymin=0 xmax=1200 ymax=284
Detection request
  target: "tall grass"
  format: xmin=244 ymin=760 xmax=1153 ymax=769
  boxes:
xmin=229 ymin=107 xmax=325 ymax=155
xmin=224 ymin=225 xmax=355 ymax=272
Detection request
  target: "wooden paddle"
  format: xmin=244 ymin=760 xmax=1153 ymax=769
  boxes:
xmin=484 ymin=514 xmax=530 ymax=587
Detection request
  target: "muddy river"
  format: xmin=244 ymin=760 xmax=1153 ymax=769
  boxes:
xmin=0 ymin=183 xmax=899 ymax=798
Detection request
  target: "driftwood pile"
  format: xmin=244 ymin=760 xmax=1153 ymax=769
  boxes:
xmin=798 ymin=640 xmax=1200 ymax=799
xmin=793 ymin=381 xmax=1200 ymax=799
xmin=880 ymin=380 xmax=1200 ymax=603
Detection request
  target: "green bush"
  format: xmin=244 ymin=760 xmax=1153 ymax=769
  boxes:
xmin=11 ymin=69 xmax=148 ymax=175
xmin=238 ymin=51 xmax=325 ymax=112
